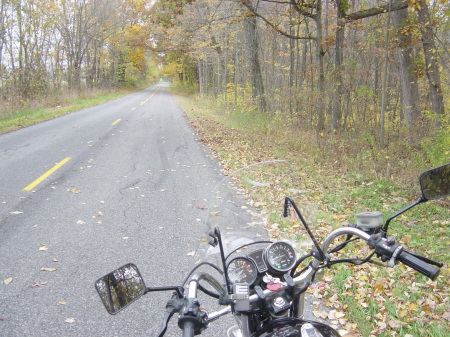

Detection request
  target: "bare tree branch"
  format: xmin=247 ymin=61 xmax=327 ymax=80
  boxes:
xmin=343 ymin=0 xmax=409 ymax=22
xmin=241 ymin=0 xmax=315 ymax=40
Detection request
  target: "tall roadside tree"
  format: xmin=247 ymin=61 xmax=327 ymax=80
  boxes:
xmin=241 ymin=0 xmax=326 ymax=130
xmin=243 ymin=2 xmax=267 ymax=112
xmin=393 ymin=9 xmax=420 ymax=138
xmin=414 ymin=0 xmax=445 ymax=120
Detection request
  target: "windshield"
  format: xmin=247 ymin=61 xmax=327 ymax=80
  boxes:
xmin=185 ymin=160 xmax=314 ymax=288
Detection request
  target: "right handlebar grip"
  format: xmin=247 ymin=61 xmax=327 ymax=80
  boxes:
xmin=182 ymin=322 xmax=195 ymax=337
xmin=397 ymin=250 xmax=440 ymax=280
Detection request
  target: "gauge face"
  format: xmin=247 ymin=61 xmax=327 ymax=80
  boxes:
xmin=264 ymin=242 xmax=296 ymax=273
xmin=227 ymin=257 xmax=258 ymax=285
xmin=248 ymin=249 xmax=268 ymax=273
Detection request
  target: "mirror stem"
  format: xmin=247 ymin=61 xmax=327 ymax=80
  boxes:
xmin=214 ymin=227 xmax=232 ymax=294
xmin=285 ymin=197 xmax=326 ymax=261
xmin=146 ymin=286 xmax=184 ymax=297
xmin=382 ymin=196 xmax=425 ymax=234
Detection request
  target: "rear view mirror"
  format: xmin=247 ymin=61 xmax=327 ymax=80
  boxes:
xmin=419 ymin=163 xmax=450 ymax=201
xmin=95 ymin=263 xmax=146 ymax=314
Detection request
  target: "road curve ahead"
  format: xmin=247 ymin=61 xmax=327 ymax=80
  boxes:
xmin=0 ymin=83 xmax=266 ymax=336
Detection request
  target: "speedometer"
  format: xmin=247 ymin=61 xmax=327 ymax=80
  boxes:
xmin=264 ymin=242 xmax=296 ymax=273
xmin=227 ymin=257 xmax=258 ymax=285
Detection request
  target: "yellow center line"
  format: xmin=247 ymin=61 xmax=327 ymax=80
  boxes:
xmin=140 ymin=88 xmax=160 ymax=106
xmin=23 ymin=157 xmax=72 ymax=191
xmin=111 ymin=119 xmax=121 ymax=126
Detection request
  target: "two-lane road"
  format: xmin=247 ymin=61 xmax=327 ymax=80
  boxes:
xmin=1 ymin=84 xmax=261 ymax=336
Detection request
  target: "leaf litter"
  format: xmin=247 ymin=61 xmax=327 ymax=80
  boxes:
xmin=179 ymin=96 xmax=450 ymax=336
xmin=30 ymin=281 xmax=48 ymax=288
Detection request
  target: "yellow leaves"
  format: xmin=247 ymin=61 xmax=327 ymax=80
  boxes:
xmin=407 ymin=302 xmax=418 ymax=311
xmin=40 ymin=267 xmax=57 ymax=272
xmin=374 ymin=283 xmax=384 ymax=293
xmin=3 ymin=277 xmax=13 ymax=285
xmin=408 ymin=0 xmax=428 ymax=11
xmin=398 ymin=308 xmax=408 ymax=318
xmin=408 ymin=0 xmax=420 ymax=11
xmin=357 ymin=274 xmax=368 ymax=281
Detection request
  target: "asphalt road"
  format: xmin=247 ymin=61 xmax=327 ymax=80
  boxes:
xmin=0 ymin=83 xmax=321 ymax=337
xmin=0 ymin=83 xmax=254 ymax=336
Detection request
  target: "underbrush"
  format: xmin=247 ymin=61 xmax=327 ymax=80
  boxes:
xmin=173 ymin=91 xmax=450 ymax=337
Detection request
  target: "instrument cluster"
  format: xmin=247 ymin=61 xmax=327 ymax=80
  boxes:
xmin=226 ymin=242 xmax=296 ymax=286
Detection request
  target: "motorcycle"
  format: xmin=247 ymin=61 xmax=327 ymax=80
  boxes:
xmin=95 ymin=161 xmax=449 ymax=337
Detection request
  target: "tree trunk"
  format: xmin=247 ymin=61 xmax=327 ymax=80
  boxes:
xmin=314 ymin=0 xmax=325 ymax=131
xmin=0 ymin=0 xmax=5 ymax=78
xmin=332 ymin=2 xmax=345 ymax=131
xmin=415 ymin=0 xmax=445 ymax=120
xmin=243 ymin=4 xmax=266 ymax=112
xmin=393 ymin=9 xmax=420 ymax=139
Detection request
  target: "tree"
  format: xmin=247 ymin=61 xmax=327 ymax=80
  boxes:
xmin=415 ymin=0 xmax=445 ymax=119
xmin=393 ymin=9 xmax=420 ymax=136
xmin=243 ymin=3 xmax=267 ymax=112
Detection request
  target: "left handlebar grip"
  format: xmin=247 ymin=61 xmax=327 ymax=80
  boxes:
xmin=397 ymin=250 xmax=440 ymax=281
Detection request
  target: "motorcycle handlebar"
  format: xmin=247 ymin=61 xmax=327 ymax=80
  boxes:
xmin=397 ymin=250 xmax=440 ymax=281
xmin=182 ymin=322 xmax=195 ymax=337
xmin=202 ymin=227 xmax=442 ymax=322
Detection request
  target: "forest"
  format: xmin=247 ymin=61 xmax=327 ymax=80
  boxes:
xmin=0 ymin=0 xmax=157 ymax=107
xmin=0 ymin=0 xmax=448 ymax=168
xmin=1 ymin=2 xmax=449 ymax=336
xmin=153 ymin=0 xmax=449 ymax=169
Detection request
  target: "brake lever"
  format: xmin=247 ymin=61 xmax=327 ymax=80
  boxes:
xmin=157 ymin=293 xmax=185 ymax=337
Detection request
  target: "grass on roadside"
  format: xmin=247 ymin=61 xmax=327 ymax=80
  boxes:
xmin=172 ymin=91 xmax=450 ymax=337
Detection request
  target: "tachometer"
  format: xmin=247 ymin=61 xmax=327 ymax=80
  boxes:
xmin=227 ymin=257 xmax=258 ymax=285
xmin=264 ymin=242 xmax=296 ymax=273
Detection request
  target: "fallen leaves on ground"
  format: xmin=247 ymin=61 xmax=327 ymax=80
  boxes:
xmin=3 ymin=277 xmax=13 ymax=285
xmin=40 ymin=267 xmax=57 ymax=272
xmin=30 ymin=281 xmax=48 ymax=288
xmin=178 ymin=94 xmax=450 ymax=337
